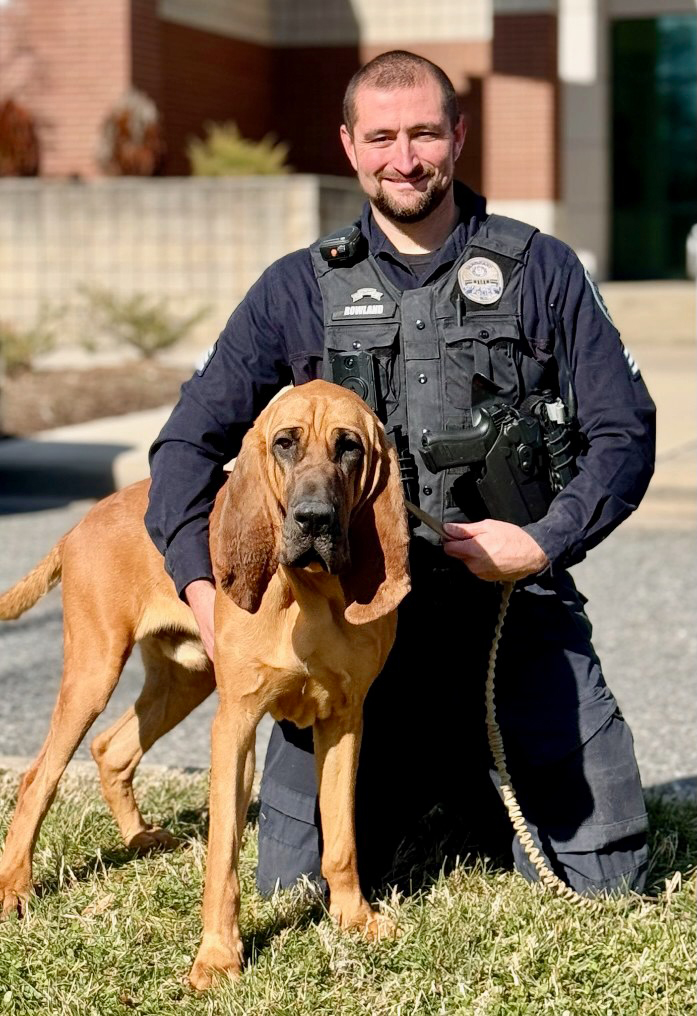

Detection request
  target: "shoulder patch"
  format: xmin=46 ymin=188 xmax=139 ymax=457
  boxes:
xmin=622 ymin=345 xmax=641 ymax=379
xmin=196 ymin=341 xmax=218 ymax=376
xmin=583 ymin=267 xmax=614 ymax=326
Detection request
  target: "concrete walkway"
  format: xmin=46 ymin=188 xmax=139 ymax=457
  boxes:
xmin=0 ymin=282 xmax=694 ymax=796
xmin=1 ymin=332 xmax=693 ymax=528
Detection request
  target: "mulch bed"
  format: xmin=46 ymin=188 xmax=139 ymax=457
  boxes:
xmin=1 ymin=362 xmax=191 ymax=437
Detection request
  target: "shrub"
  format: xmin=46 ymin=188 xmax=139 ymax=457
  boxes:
xmin=188 ymin=121 xmax=291 ymax=176
xmin=0 ymin=97 xmax=40 ymax=176
xmin=0 ymin=309 xmax=60 ymax=376
xmin=97 ymin=89 xmax=165 ymax=176
xmin=79 ymin=286 xmax=208 ymax=359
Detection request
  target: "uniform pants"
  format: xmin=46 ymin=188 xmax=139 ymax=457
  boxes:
xmin=257 ymin=543 xmax=649 ymax=897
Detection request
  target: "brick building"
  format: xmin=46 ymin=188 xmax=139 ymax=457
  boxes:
xmin=0 ymin=0 xmax=695 ymax=277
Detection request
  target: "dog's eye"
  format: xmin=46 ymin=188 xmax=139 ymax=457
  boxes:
xmin=272 ymin=428 xmax=302 ymax=462
xmin=341 ymin=438 xmax=362 ymax=454
xmin=335 ymin=433 xmax=364 ymax=461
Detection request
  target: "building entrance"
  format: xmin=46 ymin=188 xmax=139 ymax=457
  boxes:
xmin=611 ymin=14 xmax=697 ymax=279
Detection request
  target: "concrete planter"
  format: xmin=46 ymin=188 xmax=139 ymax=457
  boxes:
xmin=0 ymin=175 xmax=362 ymax=355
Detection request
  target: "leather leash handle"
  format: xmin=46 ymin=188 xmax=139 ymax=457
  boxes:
xmin=404 ymin=500 xmax=450 ymax=541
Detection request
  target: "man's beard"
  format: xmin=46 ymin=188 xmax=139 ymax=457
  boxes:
xmin=370 ymin=173 xmax=449 ymax=224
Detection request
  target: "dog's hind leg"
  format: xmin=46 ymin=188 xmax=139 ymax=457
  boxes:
xmin=90 ymin=636 xmax=215 ymax=851
xmin=0 ymin=619 xmax=131 ymax=918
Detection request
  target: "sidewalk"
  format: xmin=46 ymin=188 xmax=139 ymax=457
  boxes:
xmin=1 ymin=338 xmax=694 ymax=529
xmin=0 ymin=285 xmax=694 ymax=793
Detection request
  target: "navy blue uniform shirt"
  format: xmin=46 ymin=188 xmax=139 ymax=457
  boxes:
xmin=146 ymin=185 xmax=656 ymax=597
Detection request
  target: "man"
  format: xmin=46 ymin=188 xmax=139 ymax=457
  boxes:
xmin=146 ymin=51 xmax=655 ymax=896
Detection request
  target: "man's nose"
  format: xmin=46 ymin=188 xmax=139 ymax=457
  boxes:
xmin=390 ymin=135 xmax=421 ymax=175
xmin=292 ymin=500 xmax=336 ymax=536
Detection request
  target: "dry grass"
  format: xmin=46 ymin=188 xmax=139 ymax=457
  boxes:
xmin=0 ymin=769 xmax=694 ymax=1015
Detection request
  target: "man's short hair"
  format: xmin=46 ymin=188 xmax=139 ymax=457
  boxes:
xmin=342 ymin=51 xmax=460 ymax=135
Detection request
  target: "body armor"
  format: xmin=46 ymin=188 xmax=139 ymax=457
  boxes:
xmin=311 ymin=214 xmax=559 ymax=539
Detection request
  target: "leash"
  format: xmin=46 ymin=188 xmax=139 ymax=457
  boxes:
xmin=405 ymin=501 xmax=601 ymax=909
xmin=486 ymin=581 xmax=601 ymax=909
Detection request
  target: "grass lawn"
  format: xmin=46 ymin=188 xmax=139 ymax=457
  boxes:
xmin=0 ymin=768 xmax=694 ymax=1016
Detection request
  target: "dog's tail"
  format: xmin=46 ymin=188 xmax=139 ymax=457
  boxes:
xmin=0 ymin=538 xmax=65 ymax=620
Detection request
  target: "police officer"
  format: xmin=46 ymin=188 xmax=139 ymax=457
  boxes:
xmin=146 ymin=51 xmax=656 ymax=897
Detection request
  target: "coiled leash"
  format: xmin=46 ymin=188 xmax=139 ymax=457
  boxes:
xmin=486 ymin=581 xmax=601 ymax=909
xmin=405 ymin=501 xmax=601 ymax=910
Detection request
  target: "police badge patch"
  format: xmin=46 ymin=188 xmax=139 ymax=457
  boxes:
xmin=458 ymin=257 xmax=505 ymax=305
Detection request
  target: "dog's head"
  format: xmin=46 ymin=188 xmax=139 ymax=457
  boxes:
xmin=215 ymin=380 xmax=411 ymax=623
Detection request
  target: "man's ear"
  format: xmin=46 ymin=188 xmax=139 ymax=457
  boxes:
xmin=214 ymin=427 xmax=280 ymax=613
xmin=453 ymin=114 xmax=467 ymax=161
xmin=340 ymin=124 xmax=358 ymax=172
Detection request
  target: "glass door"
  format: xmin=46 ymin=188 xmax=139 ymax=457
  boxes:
xmin=611 ymin=15 xmax=697 ymax=279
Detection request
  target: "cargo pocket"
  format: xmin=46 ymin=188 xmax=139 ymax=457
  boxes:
xmin=257 ymin=720 xmax=323 ymax=894
xmin=256 ymin=802 xmax=324 ymax=895
xmin=504 ymin=708 xmax=649 ymax=895
xmin=439 ymin=319 xmax=525 ymax=411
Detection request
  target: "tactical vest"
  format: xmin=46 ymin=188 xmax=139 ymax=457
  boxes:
xmin=310 ymin=214 xmax=551 ymax=540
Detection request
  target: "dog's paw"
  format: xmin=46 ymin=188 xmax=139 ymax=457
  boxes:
xmin=188 ymin=935 xmax=244 ymax=992
xmin=0 ymin=875 xmax=31 ymax=920
xmin=330 ymin=899 xmax=398 ymax=941
xmin=361 ymin=910 xmax=398 ymax=942
xmin=126 ymin=826 xmax=180 ymax=853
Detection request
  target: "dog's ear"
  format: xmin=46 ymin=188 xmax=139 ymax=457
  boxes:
xmin=342 ymin=435 xmax=411 ymax=625
xmin=214 ymin=426 xmax=280 ymax=612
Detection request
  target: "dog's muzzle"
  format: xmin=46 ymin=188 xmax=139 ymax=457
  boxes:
xmin=282 ymin=499 xmax=349 ymax=573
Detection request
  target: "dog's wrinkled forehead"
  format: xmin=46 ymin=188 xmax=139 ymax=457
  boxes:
xmin=262 ymin=381 xmax=378 ymax=447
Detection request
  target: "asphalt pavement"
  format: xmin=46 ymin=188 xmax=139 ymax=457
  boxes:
xmin=0 ymin=332 xmax=695 ymax=800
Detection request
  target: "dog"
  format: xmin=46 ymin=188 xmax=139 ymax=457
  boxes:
xmin=0 ymin=380 xmax=411 ymax=990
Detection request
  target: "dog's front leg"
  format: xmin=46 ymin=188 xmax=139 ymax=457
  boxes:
xmin=313 ymin=711 xmax=395 ymax=940
xmin=189 ymin=695 xmax=258 ymax=992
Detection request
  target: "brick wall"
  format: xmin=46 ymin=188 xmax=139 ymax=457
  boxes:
xmin=271 ymin=46 xmax=360 ymax=176
xmin=0 ymin=2 xmax=557 ymax=209
xmin=270 ymin=40 xmax=489 ymax=189
xmin=483 ymin=14 xmax=559 ymax=201
xmin=0 ymin=0 xmax=131 ymax=178
xmin=131 ymin=0 xmax=163 ymax=110
xmin=159 ymin=19 xmax=274 ymax=175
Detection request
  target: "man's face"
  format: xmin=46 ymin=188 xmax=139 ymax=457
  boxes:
xmin=340 ymin=77 xmax=466 ymax=224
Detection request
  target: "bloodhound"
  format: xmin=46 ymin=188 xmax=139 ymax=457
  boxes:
xmin=0 ymin=380 xmax=411 ymax=990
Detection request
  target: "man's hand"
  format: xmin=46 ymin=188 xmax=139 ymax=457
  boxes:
xmin=184 ymin=579 xmax=216 ymax=661
xmin=442 ymin=520 xmax=549 ymax=582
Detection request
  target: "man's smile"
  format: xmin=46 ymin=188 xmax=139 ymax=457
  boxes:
xmin=381 ymin=174 xmax=431 ymax=188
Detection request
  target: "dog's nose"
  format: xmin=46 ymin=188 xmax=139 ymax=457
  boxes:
xmin=293 ymin=501 xmax=336 ymax=536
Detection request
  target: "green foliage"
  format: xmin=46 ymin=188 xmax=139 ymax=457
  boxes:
xmin=79 ymin=286 xmax=208 ymax=359
xmin=188 ymin=121 xmax=291 ymax=176
xmin=0 ymin=307 xmax=61 ymax=376
xmin=0 ymin=770 xmax=694 ymax=1016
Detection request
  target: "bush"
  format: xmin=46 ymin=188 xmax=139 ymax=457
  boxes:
xmin=97 ymin=89 xmax=165 ymax=177
xmin=0 ymin=97 xmax=40 ymax=176
xmin=79 ymin=287 xmax=208 ymax=359
xmin=188 ymin=121 xmax=291 ymax=176
xmin=0 ymin=309 xmax=61 ymax=376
